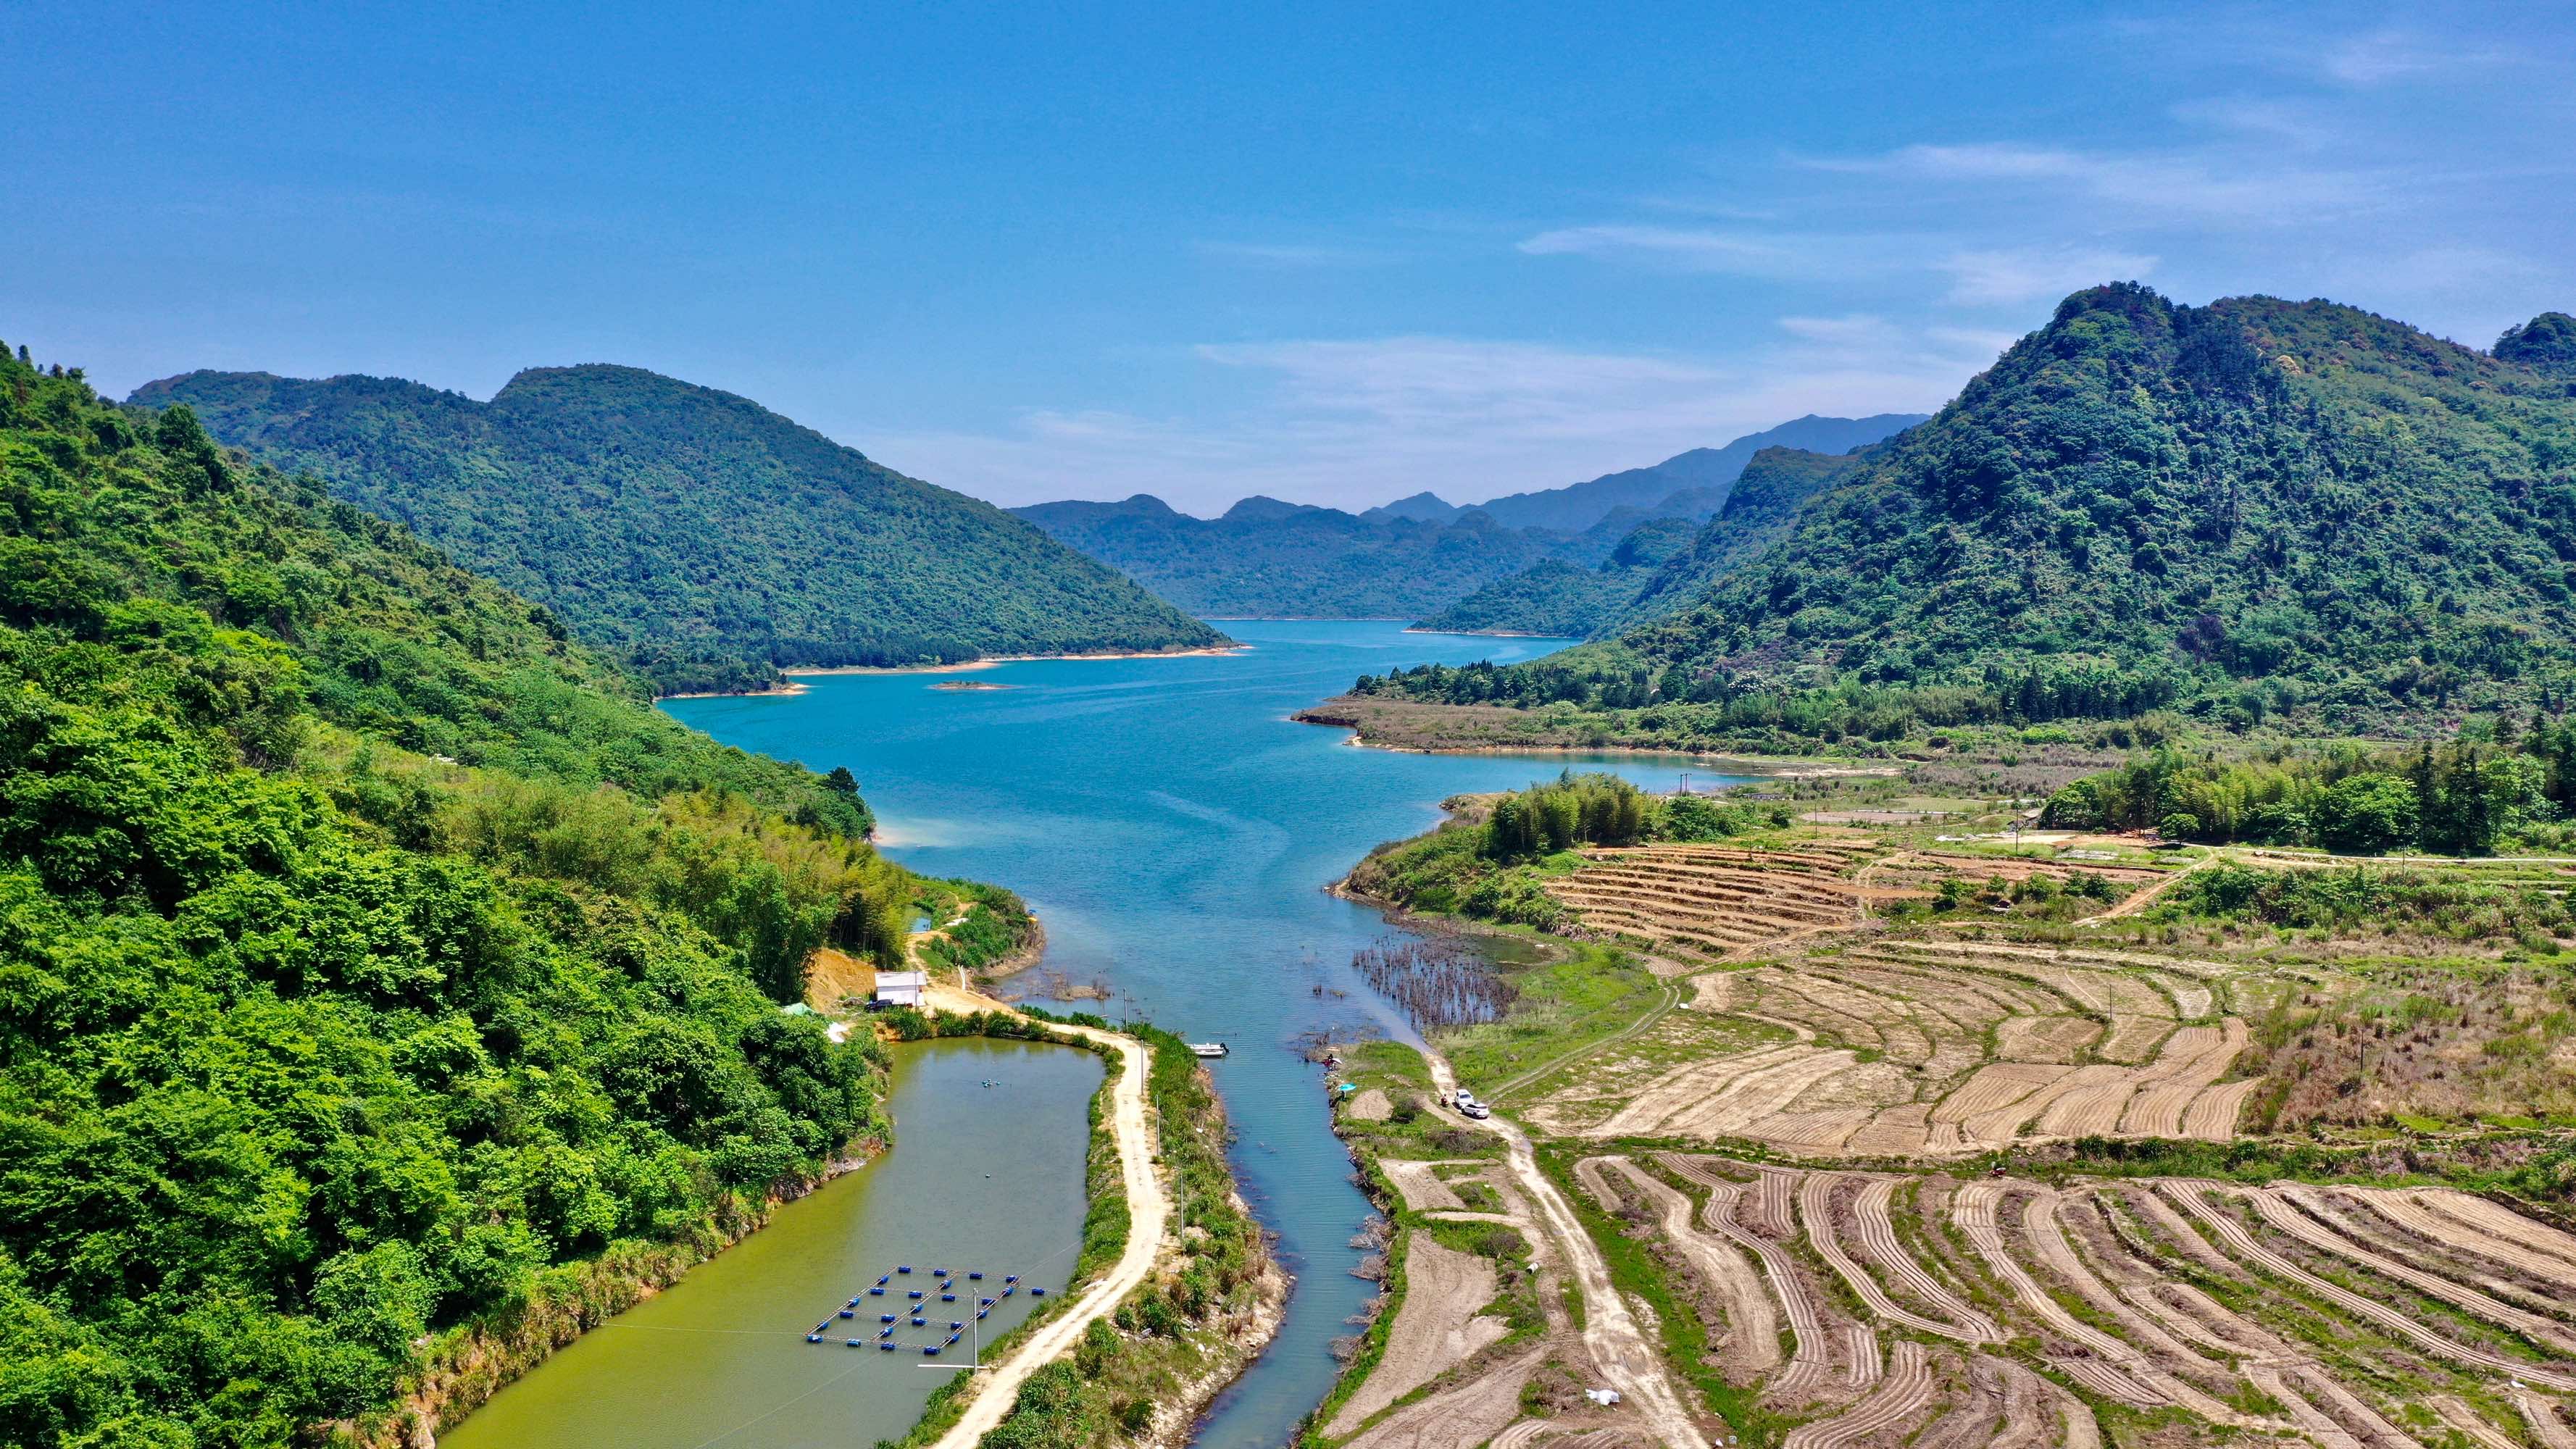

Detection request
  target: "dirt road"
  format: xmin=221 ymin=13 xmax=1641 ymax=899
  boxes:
xmin=925 ymin=980 xmax=1170 ymax=1449
xmin=1421 ymin=1050 xmax=1711 ymax=1449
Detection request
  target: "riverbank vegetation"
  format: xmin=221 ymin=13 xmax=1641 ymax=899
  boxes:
xmin=0 ymin=343 xmax=971 ymax=1446
xmin=938 ymin=1021 xmax=1280 ymax=1449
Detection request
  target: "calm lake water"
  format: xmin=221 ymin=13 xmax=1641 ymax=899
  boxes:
xmin=655 ymin=621 xmax=1729 ymax=1448
xmin=441 ymin=1038 xmax=1101 ymax=1449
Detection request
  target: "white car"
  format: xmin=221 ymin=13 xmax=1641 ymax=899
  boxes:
xmin=1459 ymin=1101 xmax=1491 ymax=1119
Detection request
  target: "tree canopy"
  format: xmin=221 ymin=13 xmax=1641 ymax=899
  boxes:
xmin=1354 ymin=287 xmax=2576 ymax=744
xmin=133 ymin=365 xmax=1225 ymax=694
xmin=1 ymin=341 xmax=951 ymax=1445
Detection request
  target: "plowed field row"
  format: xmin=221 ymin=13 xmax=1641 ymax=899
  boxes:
xmin=1583 ymin=1156 xmax=2576 ymax=1448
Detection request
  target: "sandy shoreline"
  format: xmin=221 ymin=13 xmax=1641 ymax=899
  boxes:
xmin=656 ymin=645 xmax=1249 ymax=699
xmin=1292 ymin=711 xmax=1896 ymax=777
xmin=785 ymin=644 xmax=1249 ymax=677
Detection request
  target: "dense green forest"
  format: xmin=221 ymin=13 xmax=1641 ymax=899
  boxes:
xmin=2042 ymin=711 xmax=2576 ymax=855
xmin=133 ymin=366 xmax=1224 ymax=695
xmin=1417 ymin=448 xmax=1862 ymax=636
xmin=1347 ymin=291 xmax=2576 ymax=749
xmin=0 ymin=342 xmax=968 ymax=1445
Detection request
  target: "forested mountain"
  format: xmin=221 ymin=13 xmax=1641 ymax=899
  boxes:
xmin=1409 ymin=517 xmax=1703 ymax=636
xmin=1346 ymin=287 xmax=2576 ymax=748
xmin=132 ymin=366 xmax=1225 ymax=694
xmin=1417 ymin=448 xmax=1862 ymax=637
xmin=1013 ymin=415 xmax=1920 ymax=622
xmin=1459 ymin=413 xmax=1923 ymax=533
xmin=1 ymin=341 xmax=954 ymax=1443
xmin=1012 ymin=492 xmax=1571 ymax=617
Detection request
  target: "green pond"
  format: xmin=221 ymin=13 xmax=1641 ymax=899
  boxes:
xmin=440 ymin=1037 xmax=1104 ymax=1449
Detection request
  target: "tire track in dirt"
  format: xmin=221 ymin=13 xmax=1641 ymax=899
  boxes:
xmin=1598 ymin=1158 xmax=1781 ymax=1374
xmin=1422 ymin=1051 xmax=1711 ymax=1449
xmin=1799 ymin=1174 xmax=1998 ymax=1344
xmin=1780 ymin=1340 xmax=1934 ymax=1449
xmin=1657 ymin=1156 xmax=1833 ymax=1396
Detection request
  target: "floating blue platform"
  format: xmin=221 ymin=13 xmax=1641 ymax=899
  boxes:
xmin=809 ymin=1263 xmax=1030 ymax=1355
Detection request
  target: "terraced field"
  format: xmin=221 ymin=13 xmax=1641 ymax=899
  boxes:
xmin=1523 ymin=937 xmax=2267 ymax=1153
xmin=1577 ymin=1154 xmax=2576 ymax=1449
xmin=1546 ymin=842 xmax=2163 ymax=963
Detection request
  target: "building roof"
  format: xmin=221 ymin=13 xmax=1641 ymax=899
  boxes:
xmin=875 ymin=971 xmax=929 ymax=990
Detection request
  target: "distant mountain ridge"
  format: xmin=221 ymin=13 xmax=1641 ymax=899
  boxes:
xmin=1014 ymin=414 xmax=1922 ymax=621
xmin=1416 ymin=446 xmax=1865 ymax=637
xmin=1457 ymin=413 xmax=1925 ymax=533
xmin=133 ymin=364 xmax=1225 ymax=693
xmin=1012 ymin=490 xmax=1556 ymax=617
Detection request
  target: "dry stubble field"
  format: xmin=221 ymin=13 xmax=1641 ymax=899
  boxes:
xmin=1319 ymin=829 xmax=2576 ymax=1449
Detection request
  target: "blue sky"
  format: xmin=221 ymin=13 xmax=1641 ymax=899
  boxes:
xmin=7 ymin=3 xmax=2571 ymax=515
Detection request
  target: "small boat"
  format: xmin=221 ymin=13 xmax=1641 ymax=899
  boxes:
xmin=838 ymin=1308 xmax=854 ymax=1319
xmin=806 ymin=1333 xmax=822 ymax=1343
xmin=1030 ymin=1287 xmax=1045 ymax=1297
xmin=968 ymin=1271 xmax=983 ymax=1280
xmin=1189 ymin=1041 xmax=1228 ymax=1058
xmin=941 ymin=1293 xmax=956 ymax=1302
xmin=880 ymin=1341 xmax=896 ymax=1352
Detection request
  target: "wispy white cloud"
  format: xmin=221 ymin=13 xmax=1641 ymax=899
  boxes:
xmin=863 ymin=327 xmax=2001 ymax=515
xmin=1515 ymin=223 xmax=1809 ymax=275
xmin=2317 ymin=27 xmax=2512 ymax=86
xmin=1822 ymin=141 xmax=2375 ymax=222
xmin=1938 ymin=246 xmax=2159 ymax=305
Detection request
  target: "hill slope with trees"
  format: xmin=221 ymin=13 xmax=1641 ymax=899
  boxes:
xmin=1336 ymin=286 xmax=2576 ymax=751
xmin=1 ymin=339 xmax=984 ymax=1445
xmin=1415 ymin=447 xmax=1864 ymax=637
xmin=131 ymin=365 xmax=1225 ymax=694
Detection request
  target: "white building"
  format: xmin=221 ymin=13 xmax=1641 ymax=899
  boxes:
xmin=873 ymin=970 xmax=929 ymax=1009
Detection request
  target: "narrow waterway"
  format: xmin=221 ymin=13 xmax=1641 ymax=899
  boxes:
xmin=440 ymin=1038 xmax=1102 ymax=1449
xmin=660 ymin=620 xmax=1736 ymax=1448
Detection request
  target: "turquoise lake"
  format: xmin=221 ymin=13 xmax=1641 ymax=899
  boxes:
xmin=664 ymin=620 xmax=1731 ymax=1448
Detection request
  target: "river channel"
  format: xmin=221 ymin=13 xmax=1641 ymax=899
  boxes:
xmin=472 ymin=620 xmax=1730 ymax=1448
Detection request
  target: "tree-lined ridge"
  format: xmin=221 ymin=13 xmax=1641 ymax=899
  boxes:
xmin=133 ymin=364 xmax=1227 ymax=695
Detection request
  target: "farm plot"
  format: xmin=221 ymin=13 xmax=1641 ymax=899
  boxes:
xmin=1535 ymin=942 xmax=2262 ymax=1153
xmin=1544 ymin=843 xmax=1891 ymax=960
xmin=1588 ymin=1155 xmax=2576 ymax=1449
xmin=1325 ymin=1236 xmax=1514 ymax=1436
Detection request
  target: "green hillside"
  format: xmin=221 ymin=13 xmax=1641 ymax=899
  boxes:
xmin=1346 ymin=286 xmax=2576 ymax=750
xmin=133 ymin=366 xmax=1225 ymax=694
xmin=0 ymin=341 xmax=972 ymax=1444
xmin=1417 ymin=448 xmax=1859 ymax=636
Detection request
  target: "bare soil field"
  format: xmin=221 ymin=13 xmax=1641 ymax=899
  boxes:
xmin=1533 ymin=936 xmax=2263 ymax=1155
xmin=1580 ymin=1153 xmax=2576 ymax=1448
xmin=1325 ymin=1237 xmax=1512 ymax=1436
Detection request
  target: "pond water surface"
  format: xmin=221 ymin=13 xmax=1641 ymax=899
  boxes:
xmin=440 ymin=1037 xmax=1101 ymax=1449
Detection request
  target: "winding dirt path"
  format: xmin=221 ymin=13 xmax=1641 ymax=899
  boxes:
xmin=925 ymin=985 xmax=1170 ymax=1449
xmin=1421 ymin=1050 xmax=1710 ymax=1449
